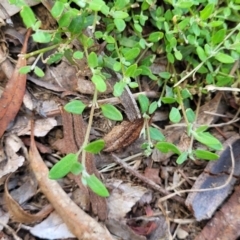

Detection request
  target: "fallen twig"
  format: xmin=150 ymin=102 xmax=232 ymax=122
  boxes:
xmin=111 ymin=154 xmax=185 ymax=204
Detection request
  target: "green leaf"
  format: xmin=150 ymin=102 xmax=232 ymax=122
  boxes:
xmin=33 ymin=66 xmax=45 ymax=77
xmin=114 ymin=18 xmax=126 ymax=32
xmin=111 ymin=11 xmax=129 ymax=19
xmin=149 ymin=127 xmax=165 ymax=141
xmin=64 ymin=100 xmax=86 ymax=114
xmin=169 ymin=107 xmax=181 ymax=123
xmin=159 ymin=72 xmax=171 ymax=79
xmin=70 ymin=162 xmax=84 ymax=175
xmin=215 ymin=52 xmax=235 ymax=64
xmin=49 ymin=153 xmax=78 ymax=179
xmin=155 ymin=142 xmax=181 ymax=155
xmin=112 ymin=62 xmax=121 ymax=71
xmin=138 ymin=94 xmax=149 ymax=114
xmin=51 ymin=1 xmax=65 ymax=18
xmin=123 ymin=47 xmax=140 ymax=60
xmin=194 ymin=149 xmax=219 ymax=160
xmin=88 ymin=52 xmax=98 ymax=68
xmin=92 ymin=75 xmax=107 ymax=92
xmin=196 ymin=46 xmax=207 ymax=61
xmin=19 ymin=66 xmax=31 ymax=74
xmin=161 ymin=97 xmax=176 ymax=104
xmin=181 ymin=89 xmax=191 ymax=99
xmin=129 ymin=82 xmax=139 ymax=88
xmin=46 ymin=52 xmax=64 ymax=64
xmin=73 ymin=51 xmax=84 ymax=59
xmin=176 ymin=0 xmax=193 ymax=8
xmin=148 ymin=101 xmax=158 ymax=114
xmin=174 ymin=50 xmax=182 ymax=60
xmin=186 ymin=108 xmax=195 ymax=123
xmin=113 ymin=81 xmax=126 ymax=97
xmin=195 ymin=125 xmax=209 ymax=133
xmin=20 ymin=6 xmax=36 ymax=28
xmin=32 ymin=31 xmax=52 ymax=43
xmin=148 ymin=32 xmax=164 ymax=42
xmin=211 ymin=29 xmax=226 ymax=45
xmin=85 ymin=174 xmax=109 ymax=197
xmin=125 ymin=64 xmax=137 ymax=77
xmin=200 ymin=3 xmax=214 ymax=20
xmin=101 ymin=104 xmax=123 ymax=121
xmin=84 ymin=139 xmax=105 ymax=153
xmin=192 ymin=131 xmax=223 ymax=150
xmin=59 ymin=12 xmax=72 ymax=27
xmin=68 ymin=15 xmax=85 ymax=33
xmin=88 ymin=0 xmax=105 ymax=11
xmin=176 ymin=151 xmax=188 ymax=164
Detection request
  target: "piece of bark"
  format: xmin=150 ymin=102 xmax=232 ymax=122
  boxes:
xmin=56 ymin=108 xmax=107 ymax=220
xmin=29 ymin=121 xmax=114 ymax=240
xmin=195 ymin=185 xmax=240 ymax=240
xmin=0 ymin=28 xmax=31 ymax=138
xmin=185 ymin=136 xmax=240 ymax=221
xmin=103 ymin=119 xmax=144 ymax=152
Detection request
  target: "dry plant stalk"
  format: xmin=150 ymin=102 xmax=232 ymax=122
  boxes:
xmin=29 ymin=121 xmax=113 ymax=240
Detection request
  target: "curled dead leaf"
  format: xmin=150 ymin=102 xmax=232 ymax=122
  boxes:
xmin=103 ymin=119 xmax=144 ymax=152
xmin=4 ymin=174 xmax=53 ymax=224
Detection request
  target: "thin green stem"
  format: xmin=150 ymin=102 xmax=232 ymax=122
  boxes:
xmin=22 ymin=44 xmax=59 ymax=58
xmin=81 ymin=88 xmax=98 ymax=167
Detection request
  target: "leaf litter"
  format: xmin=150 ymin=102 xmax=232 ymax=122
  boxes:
xmin=0 ymin=2 xmax=239 ymax=240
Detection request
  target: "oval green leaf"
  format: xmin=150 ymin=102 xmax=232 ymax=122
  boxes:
xmin=70 ymin=162 xmax=84 ymax=175
xmin=155 ymin=142 xmax=181 ymax=155
xmin=20 ymin=6 xmax=36 ymax=28
xmin=138 ymin=94 xmax=149 ymax=114
xmin=176 ymin=151 xmax=188 ymax=164
xmin=149 ymin=127 xmax=165 ymax=141
xmin=215 ymin=52 xmax=235 ymax=64
xmin=49 ymin=153 xmax=78 ymax=179
xmin=85 ymin=174 xmax=109 ymax=197
xmin=92 ymin=75 xmax=107 ymax=92
xmin=64 ymin=100 xmax=86 ymax=114
xmin=194 ymin=149 xmax=219 ymax=160
xmin=88 ymin=52 xmax=98 ymax=68
xmin=169 ymin=107 xmax=181 ymax=123
xmin=101 ymin=104 xmax=123 ymax=121
xmin=114 ymin=18 xmax=126 ymax=32
xmin=34 ymin=66 xmax=45 ymax=77
xmin=51 ymin=1 xmax=65 ymax=18
xmin=84 ymin=139 xmax=105 ymax=154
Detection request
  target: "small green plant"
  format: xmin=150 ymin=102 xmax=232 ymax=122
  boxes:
xmin=47 ymin=86 xmax=124 ymax=197
xmin=12 ymin=0 xmax=240 ymax=173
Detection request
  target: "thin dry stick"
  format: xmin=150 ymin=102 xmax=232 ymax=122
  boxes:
xmin=0 ymin=220 xmax=22 ymax=240
xmin=111 ymin=154 xmax=185 ymax=204
xmin=158 ymin=143 xmax=235 ymax=202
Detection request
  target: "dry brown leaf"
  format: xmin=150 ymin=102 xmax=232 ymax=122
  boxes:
xmin=144 ymin=168 xmax=161 ymax=185
xmin=0 ymin=29 xmax=31 ymax=138
xmin=0 ymin=134 xmax=25 ymax=178
xmin=103 ymin=119 xmax=144 ymax=152
xmin=29 ymin=120 xmax=114 ymax=240
xmin=4 ymin=175 xmax=53 ymax=224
